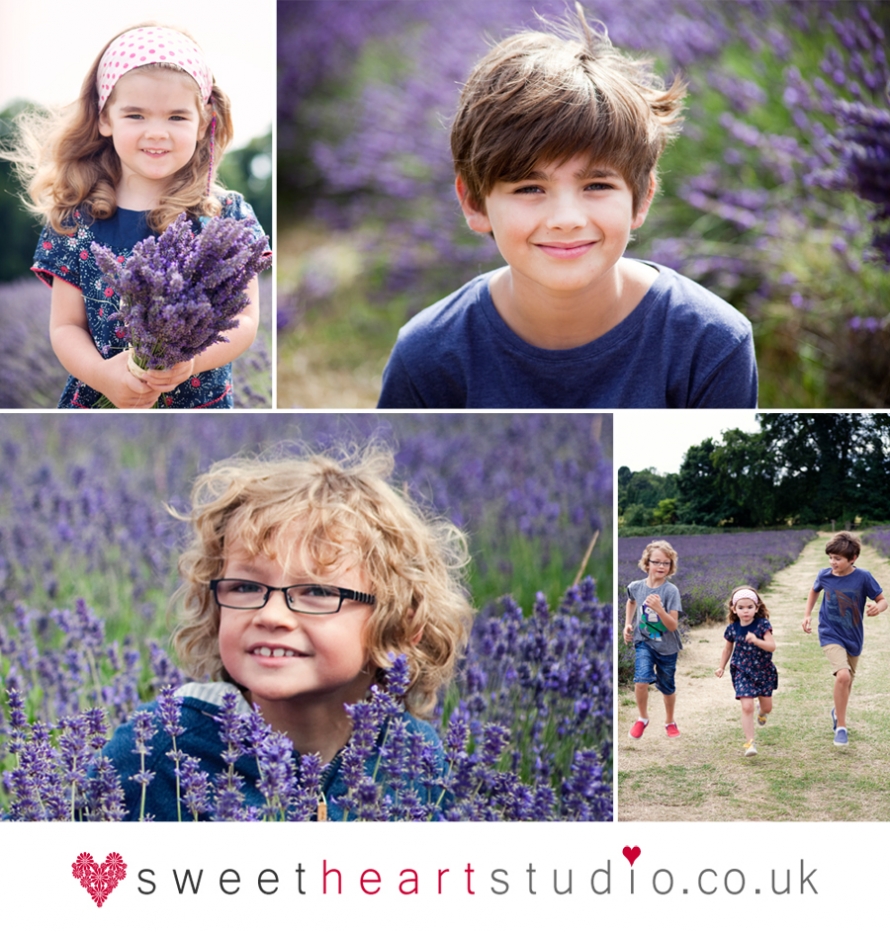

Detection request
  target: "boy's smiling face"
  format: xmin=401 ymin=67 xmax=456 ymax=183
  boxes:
xmin=458 ymin=154 xmax=654 ymax=302
xmin=216 ymin=535 xmax=377 ymax=717
xmin=828 ymin=552 xmax=857 ymax=576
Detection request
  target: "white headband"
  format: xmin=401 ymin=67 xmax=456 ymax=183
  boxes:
xmin=732 ymin=588 xmax=759 ymax=607
xmin=97 ymin=26 xmax=212 ymax=111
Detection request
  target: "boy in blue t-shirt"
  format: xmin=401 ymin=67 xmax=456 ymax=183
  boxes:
xmin=378 ymin=8 xmax=757 ymax=409
xmin=802 ymin=532 xmax=887 ymax=747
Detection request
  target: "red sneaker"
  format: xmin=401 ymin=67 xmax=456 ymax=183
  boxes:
xmin=665 ymin=722 xmax=681 ymax=738
xmin=629 ymin=719 xmax=648 ymax=739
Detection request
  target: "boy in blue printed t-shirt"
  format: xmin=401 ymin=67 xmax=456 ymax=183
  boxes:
xmin=802 ymin=532 xmax=887 ymax=747
xmin=378 ymin=7 xmax=757 ymax=409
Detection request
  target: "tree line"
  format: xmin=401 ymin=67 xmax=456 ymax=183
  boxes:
xmin=619 ymin=414 xmax=890 ymax=529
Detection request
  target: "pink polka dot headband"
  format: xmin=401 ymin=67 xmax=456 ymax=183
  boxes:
xmin=731 ymin=587 xmax=759 ymax=607
xmin=96 ymin=26 xmax=213 ymax=111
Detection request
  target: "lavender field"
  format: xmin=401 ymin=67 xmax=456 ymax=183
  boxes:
xmin=0 ymin=273 xmax=273 ymax=409
xmin=618 ymin=528 xmax=815 ymax=683
xmin=0 ymin=413 xmax=613 ymax=820
xmin=864 ymin=526 xmax=890 ymax=559
xmin=278 ymin=1 xmax=890 ymax=407
xmin=619 ymin=529 xmax=817 ymax=626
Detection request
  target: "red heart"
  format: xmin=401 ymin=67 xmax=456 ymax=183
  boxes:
xmin=622 ymin=845 xmax=641 ymax=866
xmin=71 ymin=852 xmax=127 ymax=908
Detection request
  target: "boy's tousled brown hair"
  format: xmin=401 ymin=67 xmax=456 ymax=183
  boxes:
xmin=172 ymin=443 xmax=474 ymax=717
xmin=451 ymin=4 xmax=686 ymax=215
xmin=6 ymin=22 xmax=233 ymax=235
xmin=826 ymin=531 xmax=861 ymax=561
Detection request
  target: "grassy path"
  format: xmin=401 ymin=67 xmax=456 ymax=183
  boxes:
xmin=617 ymin=533 xmax=890 ymax=821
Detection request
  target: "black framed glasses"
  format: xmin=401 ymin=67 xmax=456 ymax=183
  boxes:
xmin=210 ymin=579 xmax=376 ymax=615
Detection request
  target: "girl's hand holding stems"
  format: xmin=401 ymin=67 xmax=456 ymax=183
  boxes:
xmin=50 ymin=275 xmax=259 ymax=408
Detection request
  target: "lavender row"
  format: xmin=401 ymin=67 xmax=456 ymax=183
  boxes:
xmin=618 ymin=529 xmax=817 ymax=626
xmin=0 ymin=413 xmax=610 ymax=617
xmin=863 ymin=526 xmax=890 ymax=560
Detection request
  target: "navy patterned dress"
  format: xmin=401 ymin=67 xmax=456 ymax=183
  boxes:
xmin=31 ymin=192 xmax=266 ymax=409
xmin=724 ymin=616 xmax=778 ymax=698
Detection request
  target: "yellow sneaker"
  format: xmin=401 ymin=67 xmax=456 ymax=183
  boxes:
xmin=744 ymin=739 xmax=757 ymax=757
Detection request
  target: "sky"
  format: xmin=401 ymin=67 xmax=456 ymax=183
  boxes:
xmin=615 ymin=411 xmax=761 ymax=475
xmin=0 ymin=0 xmax=275 ymax=148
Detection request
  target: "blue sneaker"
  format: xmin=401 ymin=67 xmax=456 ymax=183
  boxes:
xmin=830 ymin=708 xmax=838 ymax=732
xmin=834 ymin=726 xmax=848 ymax=747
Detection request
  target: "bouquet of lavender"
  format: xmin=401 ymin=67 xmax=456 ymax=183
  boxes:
xmin=91 ymin=213 xmax=271 ymax=385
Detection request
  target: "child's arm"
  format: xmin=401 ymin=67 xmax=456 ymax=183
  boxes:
xmin=715 ymin=639 xmax=733 ymax=677
xmin=141 ymin=277 xmax=261 ymax=392
xmin=49 ymin=278 xmax=161 ymax=408
xmin=744 ymin=629 xmax=776 ymax=652
xmin=643 ymin=593 xmax=679 ymax=631
xmin=623 ymin=599 xmax=636 ymax=643
xmin=866 ymin=593 xmax=888 ymax=617
xmin=802 ymin=587 xmax=819 ymax=633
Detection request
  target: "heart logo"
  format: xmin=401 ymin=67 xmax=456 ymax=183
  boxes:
xmin=622 ymin=845 xmax=641 ymax=866
xmin=72 ymin=852 xmax=127 ymax=908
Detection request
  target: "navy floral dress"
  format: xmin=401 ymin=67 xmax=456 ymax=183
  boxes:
xmin=31 ymin=191 xmax=266 ymax=409
xmin=724 ymin=616 xmax=778 ymax=698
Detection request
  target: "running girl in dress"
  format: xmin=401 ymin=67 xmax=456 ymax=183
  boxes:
xmin=10 ymin=23 xmax=268 ymax=408
xmin=715 ymin=586 xmax=778 ymax=757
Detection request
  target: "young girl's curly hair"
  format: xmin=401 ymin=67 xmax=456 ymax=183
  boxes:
xmin=171 ymin=443 xmax=474 ymax=717
xmin=727 ymin=586 xmax=770 ymax=623
xmin=6 ymin=22 xmax=233 ymax=235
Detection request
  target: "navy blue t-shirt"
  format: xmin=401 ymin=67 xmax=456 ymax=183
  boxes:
xmin=377 ymin=263 xmax=757 ymax=409
xmin=814 ymin=567 xmax=883 ymax=656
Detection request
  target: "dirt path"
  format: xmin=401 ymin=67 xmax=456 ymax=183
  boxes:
xmin=617 ymin=533 xmax=890 ymax=821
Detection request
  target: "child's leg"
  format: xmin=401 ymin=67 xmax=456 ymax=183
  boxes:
xmin=633 ymin=642 xmax=660 ymax=720
xmin=740 ymin=697 xmax=756 ymax=741
xmin=833 ymin=669 xmax=852 ymax=728
xmin=654 ymin=651 xmax=679 ymax=731
xmin=663 ymin=691 xmax=676 ymax=724
xmin=758 ymin=696 xmax=773 ymax=724
xmin=823 ymin=645 xmax=858 ymax=728
xmin=634 ymin=682 xmax=650 ymax=719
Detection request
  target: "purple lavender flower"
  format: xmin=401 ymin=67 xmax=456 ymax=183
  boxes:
xmin=90 ymin=213 xmax=272 ymax=375
xmin=179 ymin=756 xmax=211 ymax=821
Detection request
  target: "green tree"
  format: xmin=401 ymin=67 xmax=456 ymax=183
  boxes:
xmin=710 ymin=429 xmax=779 ymax=526
xmin=0 ymin=101 xmax=43 ymax=282
xmin=651 ymin=498 xmax=678 ymax=525
xmin=677 ymin=438 xmax=726 ymax=525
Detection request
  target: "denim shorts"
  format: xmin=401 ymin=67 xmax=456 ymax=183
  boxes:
xmin=634 ymin=641 xmax=678 ymax=695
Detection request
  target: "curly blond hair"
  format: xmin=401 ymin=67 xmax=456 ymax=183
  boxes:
xmin=5 ymin=22 xmax=233 ymax=234
xmin=172 ymin=443 xmax=474 ymax=717
xmin=637 ymin=539 xmax=678 ymax=577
